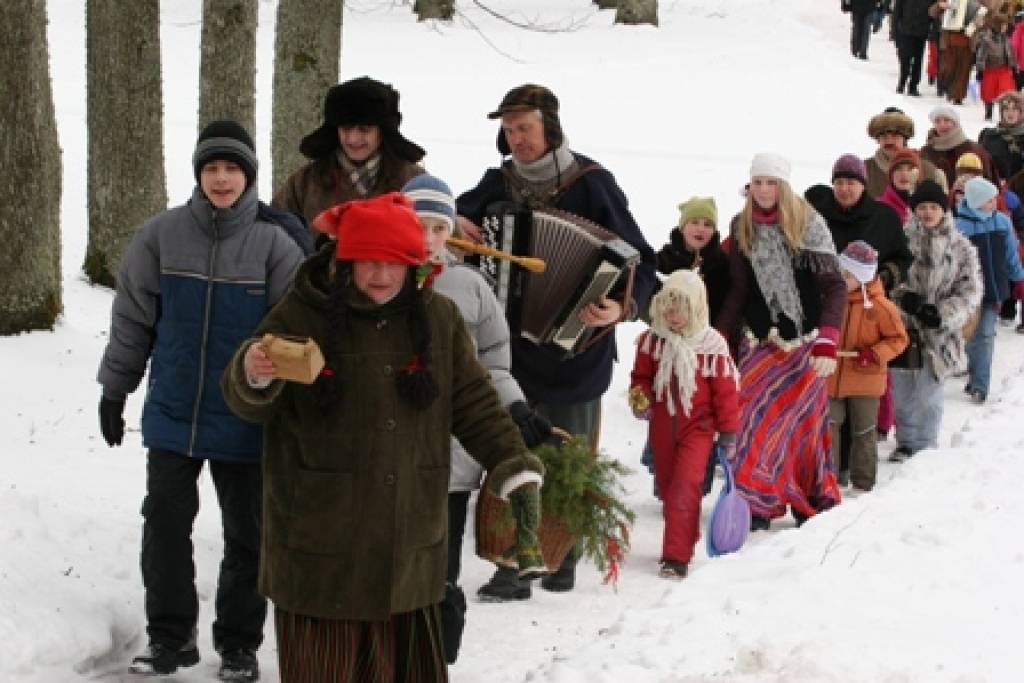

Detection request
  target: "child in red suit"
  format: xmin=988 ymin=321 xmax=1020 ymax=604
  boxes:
xmin=629 ymin=270 xmax=740 ymax=579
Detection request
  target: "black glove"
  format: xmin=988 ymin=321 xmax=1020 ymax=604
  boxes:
xmin=508 ymin=401 xmax=554 ymax=449
xmin=917 ymin=303 xmax=942 ymax=329
xmin=99 ymin=396 xmax=126 ymax=447
xmin=899 ymin=291 xmax=923 ymax=316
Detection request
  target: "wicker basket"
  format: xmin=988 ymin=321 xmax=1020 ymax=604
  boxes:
xmin=474 ymin=480 xmax=575 ymax=572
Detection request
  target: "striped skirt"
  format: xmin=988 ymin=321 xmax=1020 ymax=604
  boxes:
xmin=275 ymin=605 xmax=448 ymax=683
xmin=731 ymin=337 xmax=841 ymax=520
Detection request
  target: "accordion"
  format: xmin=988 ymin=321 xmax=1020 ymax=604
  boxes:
xmin=474 ymin=202 xmax=640 ymax=356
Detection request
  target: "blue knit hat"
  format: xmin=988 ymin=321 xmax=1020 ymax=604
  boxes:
xmin=964 ymin=177 xmax=998 ymax=211
xmin=401 ymin=173 xmax=456 ymax=230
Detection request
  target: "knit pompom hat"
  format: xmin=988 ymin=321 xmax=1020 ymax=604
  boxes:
xmin=750 ymin=153 xmax=791 ymax=182
xmin=838 ymin=240 xmax=878 ymax=309
xmin=402 ymin=173 xmax=456 ymax=231
xmin=909 ymin=179 xmax=948 ymax=210
xmin=832 ymin=153 xmax=868 ymax=185
xmin=677 ymin=196 xmax=717 ymax=227
xmin=964 ymin=177 xmax=999 ymax=210
xmin=192 ymin=119 xmax=258 ymax=188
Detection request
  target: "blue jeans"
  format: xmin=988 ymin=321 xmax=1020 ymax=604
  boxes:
xmin=966 ymin=305 xmax=999 ymax=396
xmin=891 ymin=368 xmax=944 ymax=453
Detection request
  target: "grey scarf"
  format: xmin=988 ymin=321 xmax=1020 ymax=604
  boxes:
xmin=337 ymin=151 xmax=381 ymax=197
xmin=748 ymin=211 xmax=837 ymax=328
xmin=928 ymin=126 xmax=968 ymax=152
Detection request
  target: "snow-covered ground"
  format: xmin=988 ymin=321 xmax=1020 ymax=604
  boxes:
xmin=2 ymin=1 xmax=1021 ymax=681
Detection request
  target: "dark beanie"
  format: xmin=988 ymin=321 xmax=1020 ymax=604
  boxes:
xmin=909 ymin=179 xmax=948 ymax=210
xmin=193 ymin=120 xmax=258 ymax=187
xmin=832 ymin=153 xmax=868 ymax=185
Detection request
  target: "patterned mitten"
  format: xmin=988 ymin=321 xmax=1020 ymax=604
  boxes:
xmin=628 ymin=385 xmax=651 ymax=420
xmin=507 ymin=483 xmax=547 ymax=579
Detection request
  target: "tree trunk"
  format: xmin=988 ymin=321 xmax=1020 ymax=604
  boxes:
xmin=272 ymin=0 xmax=343 ymax=195
xmin=85 ymin=0 xmax=167 ymax=287
xmin=0 ymin=0 xmax=63 ymax=333
xmin=615 ymin=0 xmax=658 ymax=26
xmin=595 ymin=0 xmax=619 ymax=10
xmin=198 ymin=0 xmax=258 ymax=134
xmin=413 ymin=0 xmax=454 ymax=20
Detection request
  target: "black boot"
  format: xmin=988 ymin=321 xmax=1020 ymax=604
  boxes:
xmin=130 ymin=642 xmax=201 ymax=676
xmin=218 ymin=648 xmax=259 ymax=682
xmin=540 ymin=550 xmax=577 ymax=592
xmin=750 ymin=515 xmax=771 ymax=532
xmin=476 ymin=565 xmax=531 ymax=602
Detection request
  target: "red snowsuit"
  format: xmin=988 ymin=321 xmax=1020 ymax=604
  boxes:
xmin=630 ymin=331 xmax=740 ymax=564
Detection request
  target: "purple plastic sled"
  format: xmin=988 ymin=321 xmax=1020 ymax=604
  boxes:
xmin=706 ymin=445 xmax=750 ymax=557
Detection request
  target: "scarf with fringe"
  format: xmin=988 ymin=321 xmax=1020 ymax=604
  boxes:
xmin=748 ymin=211 xmax=838 ymax=329
xmin=640 ymin=326 xmax=739 ymax=418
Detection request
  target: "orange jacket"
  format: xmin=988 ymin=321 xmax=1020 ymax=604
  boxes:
xmin=827 ymin=278 xmax=909 ymax=399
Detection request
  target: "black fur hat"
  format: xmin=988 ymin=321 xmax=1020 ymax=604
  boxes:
xmin=488 ymin=83 xmax=564 ymax=156
xmin=299 ymin=76 xmax=426 ymax=163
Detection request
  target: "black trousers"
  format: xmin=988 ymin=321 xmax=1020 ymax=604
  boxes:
xmin=851 ymin=11 xmax=872 ymax=57
xmin=898 ymin=34 xmax=927 ymax=91
xmin=141 ymin=450 xmax=266 ymax=652
xmin=440 ymin=491 xmax=471 ymax=664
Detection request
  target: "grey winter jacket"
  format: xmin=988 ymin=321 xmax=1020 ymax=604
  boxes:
xmin=97 ymin=185 xmax=304 ymax=462
xmin=894 ymin=213 xmax=982 ymax=382
xmin=432 ymin=251 xmax=526 ymax=492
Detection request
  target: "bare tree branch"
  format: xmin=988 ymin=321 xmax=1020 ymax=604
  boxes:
xmin=470 ymin=0 xmax=591 ymax=33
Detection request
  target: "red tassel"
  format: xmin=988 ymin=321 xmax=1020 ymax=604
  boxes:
xmin=602 ymin=537 xmax=624 ymax=588
xmin=320 ymin=367 xmax=335 ymax=377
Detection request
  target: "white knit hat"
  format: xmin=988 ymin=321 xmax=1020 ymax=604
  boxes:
xmin=929 ymin=104 xmax=960 ymax=125
xmin=749 ymin=152 xmax=791 ymax=182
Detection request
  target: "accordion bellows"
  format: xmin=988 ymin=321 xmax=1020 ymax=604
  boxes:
xmin=476 ymin=203 xmax=640 ymax=356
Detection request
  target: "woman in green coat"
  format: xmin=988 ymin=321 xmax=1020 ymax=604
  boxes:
xmin=222 ymin=193 xmax=544 ymax=682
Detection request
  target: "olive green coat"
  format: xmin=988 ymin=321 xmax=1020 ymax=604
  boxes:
xmin=222 ymin=249 xmax=542 ymax=621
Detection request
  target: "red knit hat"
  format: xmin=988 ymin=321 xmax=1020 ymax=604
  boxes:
xmin=312 ymin=192 xmax=426 ymax=264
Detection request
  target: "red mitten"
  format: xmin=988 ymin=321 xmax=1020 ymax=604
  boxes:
xmin=810 ymin=326 xmax=839 ymax=378
xmin=855 ymin=347 xmax=879 ymax=368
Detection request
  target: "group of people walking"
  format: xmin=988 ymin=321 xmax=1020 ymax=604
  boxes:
xmin=94 ymin=70 xmax=1024 ymax=682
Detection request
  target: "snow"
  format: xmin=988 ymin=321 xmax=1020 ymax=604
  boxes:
xmin=2 ymin=0 xmax=1021 ymax=680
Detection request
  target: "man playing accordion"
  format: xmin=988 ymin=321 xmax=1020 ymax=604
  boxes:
xmin=456 ymin=83 xmax=657 ymax=601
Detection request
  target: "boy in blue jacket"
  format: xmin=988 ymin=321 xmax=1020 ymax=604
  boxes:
xmin=955 ymin=177 xmax=1024 ymax=403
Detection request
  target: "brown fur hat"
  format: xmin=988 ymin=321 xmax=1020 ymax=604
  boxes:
xmin=867 ymin=108 xmax=915 ymax=141
xmin=996 ymin=90 xmax=1024 ymax=112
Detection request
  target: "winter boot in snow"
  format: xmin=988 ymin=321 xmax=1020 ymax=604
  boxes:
xmin=476 ymin=565 xmax=531 ymax=602
xmin=540 ymin=551 xmax=577 ymax=592
xmin=658 ymin=561 xmax=688 ymax=579
xmin=749 ymin=515 xmax=771 ymax=532
xmin=218 ymin=648 xmax=259 ymax=681
xmin=130 ymin=642 xmax=200 ymax=675
xmin=888 ymin=446 xmax=913 ymax=462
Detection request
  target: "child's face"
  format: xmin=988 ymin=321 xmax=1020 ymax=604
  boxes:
xmin=680 ymin=218 xmax=715 ymax=251
xmin=915 ymin=202 xmax=945 ymax=228
xmin=976 ymin=196 xmax=998 ymax=213
xmin=933 ymin=116 xmax=958 ymax=137
xmin=749 ymin=176 xmax=779 ymax=210
xmin=337 ymin=124 xmax=382 ymax=163
xmin=891 ymin=163 xmax=917 ymax=191
xmin=1001 ymin=100 xmax=1022 ymax=126
xmin=352 ymin=260 xmax=408 ymax=304
xmin=664 ymin=304 xmax=688 ymax=332
xmin=842 ymin=271 xmax=861 ymax=293
xmin=421 ymin=216 xmax=452 ymax=262
xmin=200 ymin=160 xmax=246 ymax=209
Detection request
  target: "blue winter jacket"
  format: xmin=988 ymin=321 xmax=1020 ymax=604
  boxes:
xmin=97 ymin=186 xmax=304 ymax=462
xmin=955 ymin=200 xmax=1024 ymax=304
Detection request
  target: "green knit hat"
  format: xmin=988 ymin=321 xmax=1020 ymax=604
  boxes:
xmin=677 ymin=196 xmax=717 ymax=227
